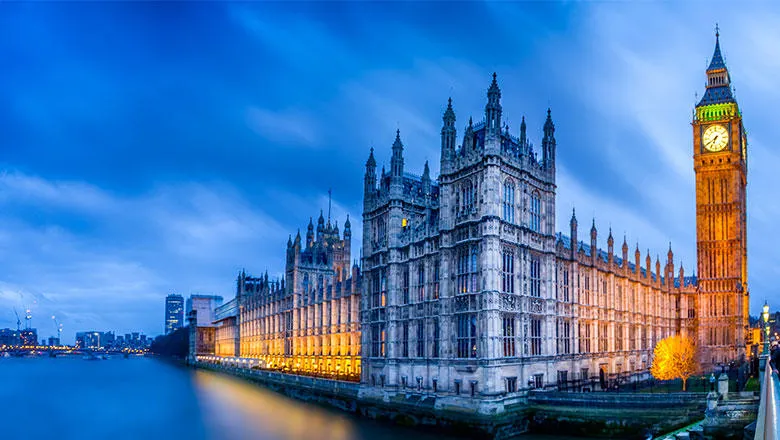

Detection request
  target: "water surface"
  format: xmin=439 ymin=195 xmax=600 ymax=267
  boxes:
xmin=0 ymin=356 xmax=582 ymax=440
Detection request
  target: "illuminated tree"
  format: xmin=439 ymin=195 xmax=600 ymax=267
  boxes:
xmin=650 ymin=335 xmax=698 ymax=391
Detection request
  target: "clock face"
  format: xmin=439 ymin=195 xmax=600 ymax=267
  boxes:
xmin=703 ymin=124 xmax=729 ymax=152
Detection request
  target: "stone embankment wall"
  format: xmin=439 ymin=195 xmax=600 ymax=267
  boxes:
xmin=195 ymin=362 xmax=705 ymax=439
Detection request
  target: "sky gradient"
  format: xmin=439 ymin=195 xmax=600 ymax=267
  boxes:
xmin=1 ymin=2 xmax=779 ymax=343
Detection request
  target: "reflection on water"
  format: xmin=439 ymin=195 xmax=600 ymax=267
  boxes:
xmin=0 ymin=356 xmax=583 ymax=440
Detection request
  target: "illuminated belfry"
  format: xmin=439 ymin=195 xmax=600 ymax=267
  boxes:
xmin=228 ymin=210 xmax=362 ymax=381
xmin=692 ymin=27 xmax=749 ymax=366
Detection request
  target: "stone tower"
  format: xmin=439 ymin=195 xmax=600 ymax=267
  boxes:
xmin=692 ymin=28 xmax=749 ymax=366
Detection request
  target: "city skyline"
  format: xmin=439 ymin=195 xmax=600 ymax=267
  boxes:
xmin=1 ymin=2 xmax=779 ymax=341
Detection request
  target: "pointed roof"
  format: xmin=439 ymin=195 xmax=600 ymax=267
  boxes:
xmin=443 ymin=97 xmax=455 ymax=122
xmin=392 ymin=129 xmax=403 ymax=150
xmin=488 ymin=72 xmax=500 ymax=95
xmin=707 ymin=27 xmax=726 ymax=72
xmin=366 ymin=147 xmax=376 ymax=168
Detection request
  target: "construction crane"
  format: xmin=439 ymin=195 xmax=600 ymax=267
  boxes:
xmin=13 ymin=308 xmax=21 ymax=331
xmin=52 ymin=316 xmax=63 ymax=345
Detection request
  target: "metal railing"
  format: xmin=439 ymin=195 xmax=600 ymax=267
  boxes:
xmin=754 ymin=360 xmax=778 ymax=440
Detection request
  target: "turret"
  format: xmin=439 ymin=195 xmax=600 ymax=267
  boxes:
xmin=622 ymin=235 xmax=629 ymax=267
xmin=317 ymin=210 xmax=325 ymax=241
xmin=391 ymin=129 xmax=404 ymax=179
xmin=590 ymin=219 xmax=597 ymax=261
xmin=306 ymin=217 xmax=314 ymax=248
xmin=635 ymin=244 xmax=641 ymax=274
xmin=422 ymin=161 xmax=431 ymax=196
xmin=569 ymin=208 xmax=578 ymax=259
xmin=655 ymin=256 xmax=661 ymax=284
xmin=679 ymin=264 xmax=685 ymax=287
xmin=344 ymin=215 xmax=352 ymax=241
xmin=294 ymin=229 xmax=301 ymax=250
xmin=463 ymin=117 xmax=474 ymax=155
xmin=607 ymin=228 xmax=614 ymax=265
xmin=485 ymin=72 xmax=502 ymax=137
xmin=542 ymin=108 xmax=556 ymax=170
xmin=364 ymin=148 xmax=377 ymax=200
xmin=519 ymin=116 xmax=527 ymax=150
xmin=441 ymin=97 xmax=456 ymax=171
xmin=645 ymin=250 xmax=652 ymax=279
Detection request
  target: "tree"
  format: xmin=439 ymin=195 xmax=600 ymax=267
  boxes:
xmin=650 ymin=335 xmax=698 ymax=391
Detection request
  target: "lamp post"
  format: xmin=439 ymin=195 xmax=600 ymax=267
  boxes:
xmin=763 ymin=302 xmax=770 ymax=356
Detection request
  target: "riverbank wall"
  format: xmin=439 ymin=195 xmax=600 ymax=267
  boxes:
xmin=194 ymin=361 xmax=706 ymax=439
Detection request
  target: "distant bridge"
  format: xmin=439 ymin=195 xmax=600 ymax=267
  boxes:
xmin=0 ymin=344 xmax=148 ymax=356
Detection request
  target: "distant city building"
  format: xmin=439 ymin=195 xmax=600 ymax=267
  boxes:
xmin=0 ymin=329 xmax=20 ymax=346
xmin=164 ymin=294 xmax=184 ymax=335
xmin=47 ymin=336 xmax=60 ymax=346
xmin=186 ymin=294 xmax=223 ymax=328
xmin=19 ymin=329 xmax=37 ymax=346
xmin=76 ymin=331 xmax=110 ymax=349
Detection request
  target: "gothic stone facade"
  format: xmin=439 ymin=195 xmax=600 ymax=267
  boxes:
xmin=215 ymin=214 xmax=362 ymax=380
xmin=359 ymin=69 xmax=717 ymax=396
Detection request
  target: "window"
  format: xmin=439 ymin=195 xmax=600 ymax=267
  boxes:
xmin=502 ymin=315 xmax=516 ymax=357
xmin=432 ymin=261 xmax=440 ymax=300
xmin=417 ymin=263 xmax=425 ymax=302
xmin=401 ymin=321 xmax=409 ymax=357
xmin=530 ymin=318 xmax=542 ymax=355
xmin=456 ymin=314 xmax=478 ymax=358
xmin=503 ymin=180 xmax=515 ymax=223
xmin=376 ymin=217 xmax=387 ymax=244
xmin=502 ymin=249 xmax=515 ymax=293
xmin=416 ymin=320 xmax=424 ymax=357
xmin=599 ymin=323 xmax=608 ymax=352
xmin=456 ymin=245 xmax=479 ymax=294
xmin=402 ymin=266 xmax=410 ymax=304
xmin=459 ymin=180 xmax=476 ymax=215
xmin=562 ymin=269 xmax=569 ymax=302
xmin=506 ymin=377 xmax=517 ymax=393
xmin=581 ymin=322 xmax=591 ymax=353
xmin=371 ymin=274 xmax=381 ymax=309
xmin=530 ymin=192 xmax=541 ymax=232
xmin=371 ymin=323 xmax=386 ymax=357
xmin=615 ymin=324 xmax=623 ymax=351
xmin=629 ymin=325 xmax=636 ymax=351
xmin=529 ymin=256 xmax=541 ymax=297
xmin=432 ymin=318 xmax=440 ymax=358
xmin=558 ymin=320 xmax=571 ymax=354
xmin=533 ymin=374 xmax=544 ymax=389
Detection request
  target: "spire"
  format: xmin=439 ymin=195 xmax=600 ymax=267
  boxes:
xmin=441 ymin=98 xmax=457 ymax=171
xmin=443 ymin=97 xmax=455 ymax=126
xmin=391 ymin=129 xmax=404 ymax=178
xmin=707 ymin=24 xmax=726 ymax=72
xmin=542 ymin=108 xmax=556 ymax=169
xmin=520 ymin=115 xmax=528 ymax=151
xmin=344 ymin=214 xmax=351 ymax=229
xmin=698 ymin=26 xmax=734 ymax=106
xmin=485 ymin=72 xmax=502 ymax=134
xmin=366 ymin=147 xmax=376 ymax=169
xmin=422 ymin=161 xmax=430 ymax=180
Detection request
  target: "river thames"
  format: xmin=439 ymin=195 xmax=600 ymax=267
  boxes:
xmin=0 ymin=356 xmax=584 ymax=440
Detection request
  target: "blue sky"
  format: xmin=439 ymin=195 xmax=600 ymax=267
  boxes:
xmin=1 ymin=2 xmax=779 ymax=342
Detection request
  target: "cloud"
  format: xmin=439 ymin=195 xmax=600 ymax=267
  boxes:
xmin=246 ymin=107 xmax=320 ymax=147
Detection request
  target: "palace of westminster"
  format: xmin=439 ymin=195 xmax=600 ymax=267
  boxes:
xmin=207 ymin=32 xmax=750 ymax=397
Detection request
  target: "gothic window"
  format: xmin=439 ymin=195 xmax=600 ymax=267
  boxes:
xmin=371 ymin=323 xmax=386 ymax=357
xmin=402 ymin=321 xmax=409 ymax=358
xmin=562 ymin=269 xmax=569 ymax=302
xmin=529 ymin=256 xmax=541 ymax=297
xmin=558 ymin=320 xmax=571 ymax=354
xmin=599 ymin=323 xmax=608 ymax=352
xmin=629 ymin=325 xmax=636 ymax=351
xmin=432 ymin=318 xmax=440 ymax=357
xmin=456 ymin=245 xmax=479 ymax=294
xmin=380 ymin=269 xmax=387 ymax=307
xmin=502 ymin=249 xmax=515 ymax=293
xmin=581 ymin=322 xmax=592 ymax=353
xmin=416 ymin=320 xmax=424 ymax=357
xmin=584 ymin=275 xmax=590 ymax=304
xmin=616 ymin=324 xmax=623 ymax=351
xmin=371 ymin=274 xmax=381 ymax=309
xmin=456 ymin=313 xmax=478 ymax=358
xmin=432 ymin=261 xmax=440 ymax=300
xmin=459 ymin=180 xmax=476 ymax=215
xmin=402 ymin=266 xmax=410 ymax=304
xmin=417 ymin=263 xmax=425 ymax=302
xmin=376 ymin=217 xmax=387 ymax=244
xmin=503 ymin=180 xmax=515 ymax=223
xmin=502 ymin=314 xmax=516 ymax=357
xmin=529 ymin=191 xmax=542 ymax=232
xmin=530 ymin=318 xmax=542 ymax=355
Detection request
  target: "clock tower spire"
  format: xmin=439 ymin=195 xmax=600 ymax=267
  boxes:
xmin=692 ymin=27 xmax=749 ymax=367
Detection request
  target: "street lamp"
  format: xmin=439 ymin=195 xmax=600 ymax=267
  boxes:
xmin=763 ymin=302 xmax=770 ymax=356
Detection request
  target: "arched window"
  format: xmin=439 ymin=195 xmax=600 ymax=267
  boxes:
xmin=459 ymin=180 xmax=475 ymax=214
xmin=530 ymin=191 xmax=541 ymax=232
xmin=503 ymin=179 xmax=515 ymax=223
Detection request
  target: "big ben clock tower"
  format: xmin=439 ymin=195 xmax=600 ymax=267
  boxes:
xmin=693 ymin=28 xmax=749 ymax=367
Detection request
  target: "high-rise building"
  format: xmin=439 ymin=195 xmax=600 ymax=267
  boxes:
xmin=186 ymin=294 xmax=223 ymax=328
xmin=164 ymin=294 xmax=184 ymax=335
xmin=692 ymin=28 xmax=749 ymax=367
